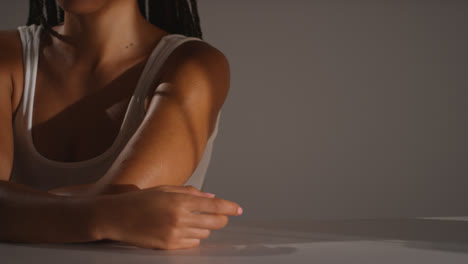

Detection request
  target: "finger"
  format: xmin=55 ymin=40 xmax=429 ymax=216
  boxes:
xmin=185 ymin=213 xmax=229 ymax=230
xmin=187 ymin=197 xmax=241 ymax=216
xmin=180 ymin=227 xmax=211 ymax=239
xmin=183 ymin=185 xmax=216 ymax=198
xmin=158 ymin=185 xmax=215 ymax=198
xmin=179 ymin=238 xmax=201 ymax=249
xmin=164 ymin=238 xmax=201 ymax=250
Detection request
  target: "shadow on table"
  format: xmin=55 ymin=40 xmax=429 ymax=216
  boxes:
xmin=9 ymin=240 xmax=297 ymax=258
xmin=9 ymin=218 xmax=468 ymax=257
xmin=227 ymin=218 xmax=468 ymax=254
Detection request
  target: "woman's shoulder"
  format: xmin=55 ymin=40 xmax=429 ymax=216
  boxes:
xmin=0 ymin=29 xmax=23 ymax=69
xmin=154 ymin=36 xmax=230 ymax=116
xmin=175 ymin=36 xmax=228 ymax=65
xmin=0 ymin=28 xmax=26 ymax=115
xmin=159 ymin=36 xmax=230 ymax=85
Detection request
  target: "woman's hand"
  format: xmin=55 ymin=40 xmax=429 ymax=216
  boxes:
xmin=96 ymin=185 xmax=242 ymax=250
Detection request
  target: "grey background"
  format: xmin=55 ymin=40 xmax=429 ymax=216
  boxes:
xmin=1 ymin=1 xmax=467 ymax=221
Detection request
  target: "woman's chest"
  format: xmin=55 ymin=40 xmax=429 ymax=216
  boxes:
xmin=31 ymin=61 xmax=150 ymax=162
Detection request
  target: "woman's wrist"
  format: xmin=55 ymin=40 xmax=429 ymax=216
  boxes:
xmin=92 ymin=194 xmax=119 ymax=241
xmin=49 ymin=184 xmax=141 ymax=242
xmin=52 ymin=194 xmax=106 ymax=242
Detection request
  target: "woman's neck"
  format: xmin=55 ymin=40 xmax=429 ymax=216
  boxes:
xmin=51 ymin=1 xmax=163 ymax=69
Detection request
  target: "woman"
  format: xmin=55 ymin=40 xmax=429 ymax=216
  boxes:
xmin=0 ymin=0 xmax=242 ymax=250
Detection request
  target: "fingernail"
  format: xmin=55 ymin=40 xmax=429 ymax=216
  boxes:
xmin=237 ymin=207 xmax=243 ymax=215
xmin=204 ymin=192 xmax=215 ymax=197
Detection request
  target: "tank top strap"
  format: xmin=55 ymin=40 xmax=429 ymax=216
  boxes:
xmin=16 ymin=24 xmax=44 ymax=130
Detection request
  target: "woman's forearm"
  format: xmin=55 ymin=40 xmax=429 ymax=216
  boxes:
xmin=0 ymin=180 xmax=243 ymax=250
xmin=0 ymin=180 xmax=102 ymax=243
xmin=48 ymin=183 xmax=141 ymax=197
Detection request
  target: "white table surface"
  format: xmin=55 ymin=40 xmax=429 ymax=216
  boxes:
xmin=2 ymin=217 xmax=468 ymax=263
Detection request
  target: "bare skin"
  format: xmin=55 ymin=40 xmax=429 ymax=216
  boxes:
xmin=0 ymin=0 xmax=241 ymax=250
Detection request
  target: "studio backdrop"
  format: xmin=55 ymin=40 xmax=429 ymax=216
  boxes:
xmin=1 ymin=0 xmax=467 ymax=221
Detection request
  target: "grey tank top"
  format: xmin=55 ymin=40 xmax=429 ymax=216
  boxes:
xmin=10 ymin=24 xmax=221 ymax=191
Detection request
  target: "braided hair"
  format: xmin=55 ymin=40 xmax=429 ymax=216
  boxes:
xmin=26 ymin=0 xmax=203 ymax=39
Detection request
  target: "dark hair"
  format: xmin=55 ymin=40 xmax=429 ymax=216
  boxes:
xmin=26 ymin=0 xmax=203 ymax=39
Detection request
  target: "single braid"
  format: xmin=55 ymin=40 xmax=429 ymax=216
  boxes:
xmin=27 ymin=0 xmax=203 ymax=39
xmin=179 ymin=0 xmax=194 ymax=35
xmin=189 ymin=0 xmax=202 ymax=38
xmin=26 ymin=0 xmax=42 ymax=25
xmin=56 ymin=2 xmax=64 ymax=23
xmin=44 ymin=0 xmax=59 ymax=26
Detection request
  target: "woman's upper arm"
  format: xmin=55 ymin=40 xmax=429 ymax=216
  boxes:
xmin=94 ymin=41 xmax=230 ymax=190
xmin=0 ymin=67 xmax=14 ymax=181
xmin=0 ymin=30 xmax=23 ymax=181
